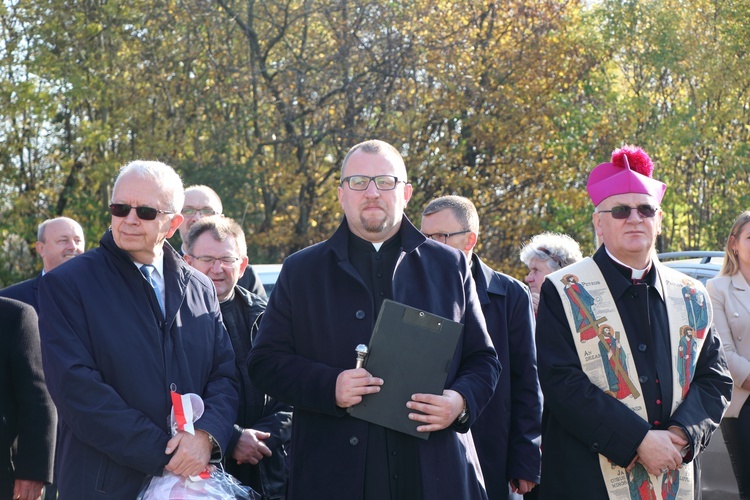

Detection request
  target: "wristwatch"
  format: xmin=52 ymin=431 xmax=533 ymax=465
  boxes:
xmin=456 ymin=397 xmax=469 ymax=425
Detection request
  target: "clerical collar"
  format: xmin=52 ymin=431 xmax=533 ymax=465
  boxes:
xmin=605 ymin=248 xmax=651 ymax=280
xmin=349 ymin=231 xmax=401 ymax=253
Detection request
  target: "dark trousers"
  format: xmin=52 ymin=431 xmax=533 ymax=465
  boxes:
xmin=721 ymin=400 xmax=750 ymax=500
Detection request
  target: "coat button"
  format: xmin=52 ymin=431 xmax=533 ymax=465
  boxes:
xmin=631 ymin=292 xmax=638 ymax=299
xmin=639 ymin=375 xmax=649 ymax=383
xmin=349 ymin=436 xmax=359 ymax=446
xmin=638 ymin=344 xmax=647 ymax=352
xmin=355 ymin=310 xmax=365 ymax=319
xmin=734 ymin=312 xmax=740 ymax=317
xmin=591 ymin=442 xmax=600 ymax=451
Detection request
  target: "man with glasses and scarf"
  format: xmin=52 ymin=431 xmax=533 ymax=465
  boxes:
xmin=37 ymin=161 xmax=238 ymax=499
xmin=248 ymin=140 xmax=500 ymax=499
xmin=535 ymin=146 xmax=731 ymax=499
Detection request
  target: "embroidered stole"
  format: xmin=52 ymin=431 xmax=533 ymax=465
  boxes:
xmin=549 ymin=258 xmax=711 ymax=500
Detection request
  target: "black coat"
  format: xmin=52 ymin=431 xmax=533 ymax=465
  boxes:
xmin=247 ymin=216 xmax=500 ymax=500
xmin=222 ymin=286 xmax=291 ymax=499
xmin=535 ymin=246 xmax=732 ymax=498
xmin=0 ymin=297 xmax=56 ymax=497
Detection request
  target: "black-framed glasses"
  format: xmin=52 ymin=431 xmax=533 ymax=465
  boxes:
xmin=188 ymin=255 xmax=241 ymax=268
xmin=340 ymin=175 xmax=404 ymax=191
xmin=181 ymin=208 xmax=220 ymax=216
xmin=598 ymin=204 xmax=659 ymax=220
xmin=109 ymin=203 xmax=175 ymax=221
xmin=423 ymin=229 xmax=471 ymax=244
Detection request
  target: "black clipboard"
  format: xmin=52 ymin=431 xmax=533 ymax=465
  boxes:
xmin=349 ymin=299 xmax=463 ymax=439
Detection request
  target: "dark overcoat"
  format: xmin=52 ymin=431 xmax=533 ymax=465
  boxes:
xmin=247 ymin=216 xmax=501 ymax=500
xmin=38 ymin=230 xmax=238 ymax=499
xmin=0 ymin=274 xmax=41 ymax=312
xmin=0 ymin=297 xmax=56 ymax=497
xmin=470 ymin=255 xmax=542 ymax=500
xmin=535 ymin=246 xmax=732 ymax=498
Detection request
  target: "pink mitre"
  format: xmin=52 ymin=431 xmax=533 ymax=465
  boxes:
xmin=586 ymin=145 xmax=667 ymax=206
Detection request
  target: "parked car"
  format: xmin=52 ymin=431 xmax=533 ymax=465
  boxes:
xmin=657 ymin=250 xmax=724 ymax=284
xmin=658 ymin=250 xmax=738 ymax=499
xmin=253 ymin=263 xmax=283 ymax=296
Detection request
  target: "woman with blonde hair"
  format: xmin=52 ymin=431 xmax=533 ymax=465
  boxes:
xmin=706 ymin=210 xmax=750 ymax=499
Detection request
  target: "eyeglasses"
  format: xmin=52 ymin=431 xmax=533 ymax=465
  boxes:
xmin=341 ymin=175 xmax=404 ymax=191
xmin=598 ymin=204 xmax=660 ymax=220
xmin=423 ymin=229 xmax=471 ymax=244
xmin=188 ymin=255 xmax=240 ymax=268
xmin=109 ymin=203 xmax=175 ymax=221
xmin=181 ymin=208 xmax=220 ymax=216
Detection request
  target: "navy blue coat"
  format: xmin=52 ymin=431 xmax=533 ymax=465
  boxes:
xmin=247 ymin=216 xmax=501 ymax=500
xmin=535 ymin=246 xmax=732 ymax=498
xmin=470 ymin=255 xmax=542 ymax=500
xmin=38 ymin=230 xmax=239 ymax=499
xmin=0 ymin=274 xmax=41 ymax=312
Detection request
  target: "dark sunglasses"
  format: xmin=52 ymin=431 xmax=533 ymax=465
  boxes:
xmin=598 ymin=204 xmax=659 ymax=220
xmin=109 ymin=203 xmax=175 ymax=221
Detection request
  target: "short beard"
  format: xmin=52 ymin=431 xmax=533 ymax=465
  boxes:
xmin=360 ymin=215 xmax=388 ymax=234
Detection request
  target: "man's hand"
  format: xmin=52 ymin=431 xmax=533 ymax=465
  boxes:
xmin=165 ymin=430 xmax=213 ymax=477
xmin=636 ymin=430 xmax=686 ymax=476
xmin=510 ymin=479 xmax=537 ymax=495
xmin=12 ymin=479 xmax=44 ymax=500
xmin=406 ymin=389 xmax=464 ymax=432
xmin=335 ymin=368 xmax=383 ymax=408
xmin=232 ymin=428 xmax=273 ymax=465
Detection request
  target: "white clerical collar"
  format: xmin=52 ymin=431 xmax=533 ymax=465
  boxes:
xmin=605 ymin=248 xmax=651 ymax=280
xmin=372 ymin=242 xmax=384 ymax=252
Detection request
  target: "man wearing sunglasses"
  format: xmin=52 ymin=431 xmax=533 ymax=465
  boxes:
xmin=248 ymin=140 xmax=499 ymax=499
xmin=37 ymin=161 xmax=238 ymax=499
xmin=534 ymin=146 xmax=731 ymax=498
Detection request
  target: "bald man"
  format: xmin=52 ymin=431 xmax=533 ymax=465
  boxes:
xmin=0 ymin=217 xmax=85 ymax=311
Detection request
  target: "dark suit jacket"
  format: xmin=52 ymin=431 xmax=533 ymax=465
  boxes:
xmin=470 ymin=255 xmax=542 ymax=499
xmin=0 ymin=297 xmax=56 ymax=497
xmin=248 ymin=215 xmax=500 ymax=500
xmin=0 ymin=275 xmax=41 ymax=312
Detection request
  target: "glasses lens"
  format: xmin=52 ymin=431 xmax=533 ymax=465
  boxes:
xmin=182 ymin=208 xmax=197 ymax=216
xmin=374 ymin=176 xmax=397 ymax=190
xmin=109 ymin=204 xmax=131 ymax=217
xmin=347 ymin=176 xmax=369 ymax=190
xmin=637 ymin=205 xmax=658 ymax=218
xmin=609 ymin=206 xmax=632 ymax=219
xmin=135 ymin=206 xmax=159 ymax=220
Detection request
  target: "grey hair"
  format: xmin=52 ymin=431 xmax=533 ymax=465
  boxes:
xmin=112 ymin=160 xmax=185 ymax=212
xmin=520 ymin=232 xmax=583 ymax=270
xmin=422 ymin=195 xmax=480 ymax=235
xmin=184 ymin=216 xmax=247 ymax=258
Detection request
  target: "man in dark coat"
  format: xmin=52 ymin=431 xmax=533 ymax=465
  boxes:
xmin=536 ymin=146 xmax=732 ymax=498
xmin=248 ymin=140 xmax=501 ymax=500
xmin=185 ymin=216 xmax=291 ymax=499
xmin=0 ymin=297 xmax=56 ymax=500
xmin=38 ymin=161 xmax=238 ymax=499
xmin=421 ymin=196 xmax=542 ymax=500
xmin=0 ymin=217 xmax=85 ymax=311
